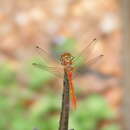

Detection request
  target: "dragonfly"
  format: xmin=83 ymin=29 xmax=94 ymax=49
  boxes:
xmin=32 ymin=38 xmax=103 ymax=109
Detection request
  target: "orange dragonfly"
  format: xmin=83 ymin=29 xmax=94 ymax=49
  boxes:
xmin=32 ymin=38 xmax=103 ymax=109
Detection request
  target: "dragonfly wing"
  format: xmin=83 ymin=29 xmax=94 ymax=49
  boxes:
xmin=85 ymin=54 xmax=104 ymax=67
xmin=35 ymin=45 xmax=60 ymax=65
xmin=32 ymin=63 xmax=64 ymax=79
xmin=73 ymin=54 xmax=104 ymax=79
xmin=72 ymin=38 xmax=97 ymax=63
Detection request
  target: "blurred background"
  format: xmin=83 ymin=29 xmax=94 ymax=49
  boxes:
xmin=0 ymin=0 xmax=128 ymax=130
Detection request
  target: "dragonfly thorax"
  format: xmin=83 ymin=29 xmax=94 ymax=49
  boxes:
xmin=60 ymin=53 xmax=74 ymax=66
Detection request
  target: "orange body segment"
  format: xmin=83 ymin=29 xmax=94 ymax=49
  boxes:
xmin=67 ymin=71 xmax=77 ymax=109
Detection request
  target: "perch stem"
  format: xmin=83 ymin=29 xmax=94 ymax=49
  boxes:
xmin=59 ymin=71 xmax=70 ymax=130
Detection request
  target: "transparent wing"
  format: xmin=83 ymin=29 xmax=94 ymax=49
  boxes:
xmin=73 ymin=54 xmax=104 ymax=79
xmin=32 ymin=63 xmax=64 ymax=79
xmin=72 ymin=38 xmax=97 ymax=63
xmin=35 ymin=45 xmax=60 ymax=65
xmin=85 ymin=54 xmax=104 ymax=67
xmin=36 ymin=46 xmax=51 ymax=59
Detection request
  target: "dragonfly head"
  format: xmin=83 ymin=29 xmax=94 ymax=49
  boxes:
xmin=60 ymin=53 xmax=74 ymax=66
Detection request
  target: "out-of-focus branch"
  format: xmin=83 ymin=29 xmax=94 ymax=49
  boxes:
xmin=121 ymin=0 xmax=130 ymax=130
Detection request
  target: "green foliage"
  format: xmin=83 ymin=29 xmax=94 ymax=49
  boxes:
xmin=70 ymin=94 xmax=117 ymax=130
xmin=53 ymin=37 xmax=76 ymax=57
xmin=26 ymin=58 xmax=55 ymax=90
xmin=30 ymin=95 xmax=59 ymax=119
xmin=0 ymin=63 xmax=16 ymax=87
xmin=101 ymin=124 xmax=121 ymax=130
xmin=0 ymin=85 xmax=120 ymax=130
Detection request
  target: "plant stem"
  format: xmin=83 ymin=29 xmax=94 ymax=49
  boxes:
xmin=59 ymin=71 xmax=70 ymax=130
